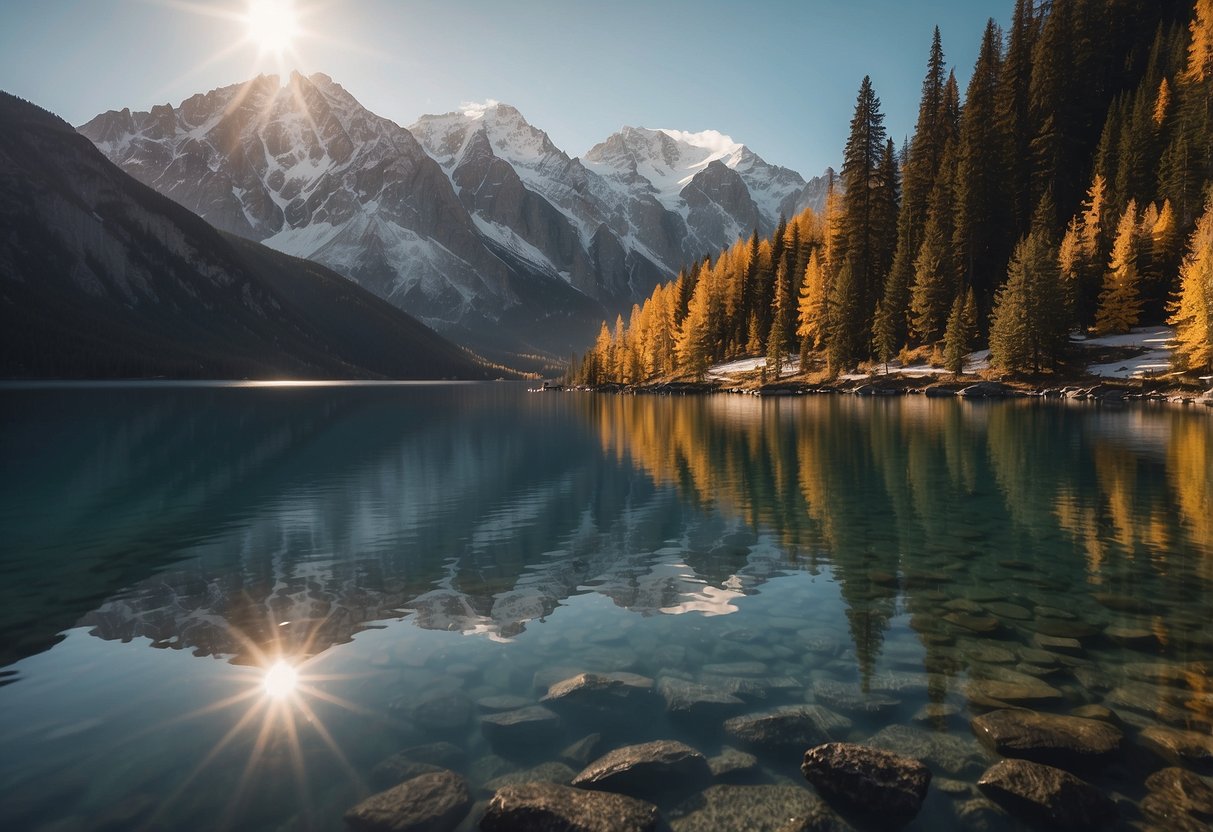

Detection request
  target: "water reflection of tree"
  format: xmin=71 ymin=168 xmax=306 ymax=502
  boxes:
xmin=592 ymin=394 xmax=1213 ymax=685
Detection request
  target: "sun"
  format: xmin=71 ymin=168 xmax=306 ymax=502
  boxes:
xmin=245 ymin=0 xmax=300 ymax=55
xmin=262 ymin=659 xmax=299 ymax=699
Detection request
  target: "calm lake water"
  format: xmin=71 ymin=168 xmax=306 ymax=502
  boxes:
xmin=1 ymin=383 xmax=1210 ymax=831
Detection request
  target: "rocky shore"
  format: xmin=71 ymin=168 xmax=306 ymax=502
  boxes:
xmin=573 ymin=377 xmax=1213 ymax=407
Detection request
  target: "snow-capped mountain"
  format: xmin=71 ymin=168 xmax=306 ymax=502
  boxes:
xmin=0 ymin=91 xmax=489 ymax=381
xmin=582 ymin=125 xmax=814 ymax=252
xmin=80 ymin=75 xmax=832 ymax=360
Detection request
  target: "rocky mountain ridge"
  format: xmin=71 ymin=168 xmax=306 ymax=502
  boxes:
xmin=81 ymin=74 xmax=834 ymax=361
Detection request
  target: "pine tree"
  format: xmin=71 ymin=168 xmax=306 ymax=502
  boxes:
xmin=766 ymin=312 xmax=786 ymax=379
xmin=989 ymin=200 xmax=1068 ymax=372
xmin=942 ymin=287 xmax=978 ymax=375
xmin=909 ymin=139 xmax=957 ymax=344
xmin=872 ymin=297 xmax=897 ymax=373
xmin=827 ymin=258 xmax=863 ymax=372
xmin=1168 ymin=195 xmax=1213 ymax=372
xmin=953 ymin=18 xmax=1008 ymax=317
xmin=998 ymin=0 xmax=1042 ymax=236
xmin=1095 ymin=200 xmax=1144 ymax=334
xmin=839 ymin=76 xmax=892 ymax=347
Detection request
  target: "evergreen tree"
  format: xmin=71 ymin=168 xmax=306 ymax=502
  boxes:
xmin=774 ymin=256 xmax=796 ymax=353
xmin=839 ymin=76 xmax=892 ymax=347
xmin=998 ymin=0 xmax=1042 ymax=236
xmin=942 ymin=286 xmax=978 ymax=375
xmin=885 ymin=30 xmax=952 ymax=352
xmin=1095 ymin=200 xmax=1144 ymax=334
xmin=910 ymin=139 xmax=958 ymax=343
xmin=872 ymin=297 xmax=897 ymax=373
xmin=827 ymin=258 xmax=864 ymax=372
xmin=989 ymin=199 xmax=1068 ymax=372
xmin=1168 ymin=194 xmax=1213 ymax=372
xmin=875 ymin=138 xmax=901 ymax=279
xmin=953 ymin=18 xmax=1008 ymax=317
xmin=766 ymin=311 xmax=786 ymax=379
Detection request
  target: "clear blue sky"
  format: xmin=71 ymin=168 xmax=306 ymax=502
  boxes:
xmin=0 ymin=0 xmax=1010 ymax=176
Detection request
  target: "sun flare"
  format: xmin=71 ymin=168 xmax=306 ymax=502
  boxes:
xmin=263 ymin=659 xmax=298 ymax=699
xmin=245 ymin=0 xmax=300 ymax=55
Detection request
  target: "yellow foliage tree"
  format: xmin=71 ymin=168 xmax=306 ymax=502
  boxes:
xmin=797 ymin=249 xmax=830 ymax=350
xmin=1153 ymin=77 xmax=1171 ymax=126
xmin=1182 ymin=0 xmax=1213 ymax=83
xmin=1168 ymin=196 xmax=1213 ymax=372
xmin=1095 ymin=200 xmax=1143 ymax=334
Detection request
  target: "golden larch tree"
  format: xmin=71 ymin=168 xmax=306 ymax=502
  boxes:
xmin=1168 ymin=196 xmax=1213 ymax=372
xmin=1095 ymin=200 xmax=1144 ymax=334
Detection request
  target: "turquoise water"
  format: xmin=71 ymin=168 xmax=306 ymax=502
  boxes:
xmin=0 ymin=384 xmax=1210 ymax=830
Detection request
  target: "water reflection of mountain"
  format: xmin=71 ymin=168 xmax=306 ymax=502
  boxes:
xmin=1 ymin=385 xmax=802 ymax=668
xmin=3 ymin=387 xmax=1209 ymax=678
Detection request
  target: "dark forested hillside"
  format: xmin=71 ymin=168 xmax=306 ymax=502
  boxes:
xmin=573 ymin=0 xmax=1213 ymax=384
xmin=0 ymin=93 xmax=498 ymax=380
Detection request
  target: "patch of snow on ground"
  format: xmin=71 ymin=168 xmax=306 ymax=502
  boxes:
xmin=1078 ymin=326 xmax=1175 ymax=379
xmin=1073 ymin=326 xmax=1172 ymax=350
xmin=708 ymin=355 xmax=800 ymax=378
xmin=1087 ymin=351 xmax=1173 ymax=379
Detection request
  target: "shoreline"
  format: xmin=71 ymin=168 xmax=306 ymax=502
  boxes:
xmin=571 ymin=376 xmax=1213 ymax=407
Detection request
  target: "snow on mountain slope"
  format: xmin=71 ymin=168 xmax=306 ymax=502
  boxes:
xmin=582 ymin=126 xmax=822 ymax=237
xmin=80 ymin=76 xmax=835 ymax=360
xmin=78 ymin=74 xmax=611 ymax=362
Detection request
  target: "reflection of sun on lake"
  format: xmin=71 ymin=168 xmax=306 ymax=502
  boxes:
xmin=262 ymin=660 xmax=297 ymax=699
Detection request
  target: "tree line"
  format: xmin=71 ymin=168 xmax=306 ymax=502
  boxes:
xmin=572 ymin=0 xmax=1213 ymax=385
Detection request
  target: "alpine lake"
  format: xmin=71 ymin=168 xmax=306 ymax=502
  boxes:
xmin=1 ymin=382 xmax=1210 ymax=831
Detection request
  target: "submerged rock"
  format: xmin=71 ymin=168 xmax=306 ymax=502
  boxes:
xmin=369 ymin=757 xmax=444 ymax=790
xmin=485 ymin=762 xmax=576 ymax=792
xmin=669 ymin=784 xmax=849 ymax=832
xmin=984 ymin=602 xmax=1033 ymax=621
xmin=572 ymin=740 xmax=711 ymax=801
xmin=344 ymin=770 xmax=472 ymax=832
xmin=1139 ymin=725 xmax=1213 ymax=771
xmin=1141 ymin=767 xmax=1213 ymax=829
xmin=476 ymin=695 xmax=532 ymax=713
xmin=480 ymin=706 xmax=562 ymax=750
xmin=810 ymin=680 xmax=899 ymax=716
xmin=480 ymin=782 xmax=660 ymax=832
xmin=965 ymin=679 xmax=1064 ymax=709
xmin=970 ymin=709 xmax=1123 ymax=770
xmin=976 ymin=759 xmax=1116 ymax=830
xmin=1031 ymin=633 xmax=1084 ymax=655
xmin=559 ymin=734 xmax=603 ymax=767
xmin=706 ymin=747 xmax=759 ymax=781
xmin=866 ymin=724 xmax=985 ymax=776
xmin=724 ymin=706 xmax=851 ymax=751
xmin=800 ymin=742 xmax=931 ymax=829
xmin=542 ymin=672 xmax=654 ymax=718
xmin=657 ymin=676 xmax=745 ymax=720
xmin=943 ymin=612 xmax=1002 ymax=634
